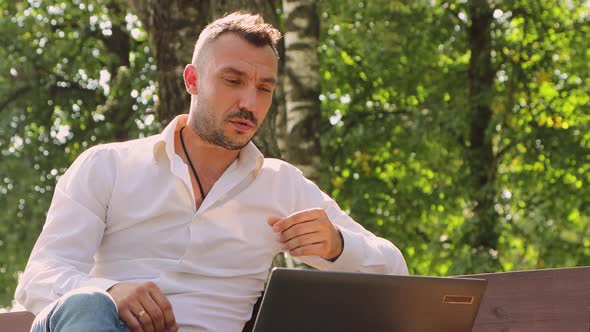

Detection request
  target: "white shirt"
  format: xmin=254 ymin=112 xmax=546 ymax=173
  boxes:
xmin=15 ymin=115 xmax=408 ymax=331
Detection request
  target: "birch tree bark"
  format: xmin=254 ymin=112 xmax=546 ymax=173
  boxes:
xmin=281 ymin=0 xmax=321 ymax=183
xmin=127 ymin=0 xmax=282 ymax=157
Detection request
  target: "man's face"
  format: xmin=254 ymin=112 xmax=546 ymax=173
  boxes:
xmin=186 ymin=33 xmax=278 ymax=150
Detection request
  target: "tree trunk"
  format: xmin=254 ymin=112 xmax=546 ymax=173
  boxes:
xmin=281 ymin=0 xmax=321 ymax=183
xmin=96 ymin=0 xmax=135 ymax=141
xmin=127 ymin=0 xmax=282 ymax=157
xmin=466 ymin=0 xmax=500 ymax=263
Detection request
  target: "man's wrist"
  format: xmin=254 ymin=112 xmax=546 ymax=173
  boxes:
xmin=106 ymin=283 xmax=119 ymax=294
xmin=327 ymin=230 xmax=344 ymax=262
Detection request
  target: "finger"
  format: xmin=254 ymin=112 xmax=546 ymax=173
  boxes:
xmin=282 ymin=232 xmax=325 ymax=253
xmin=271 ymin=211 xmax=314 ymax=232
xmin=267 ymin=216 xmax=282 ymax=226
xmin=142 ymin=282 xmax=172 ymax=332
xmin=289 ymin=242 xmax=328 ymax=257
xmin=147 ymin=285 xmax=178 ymax=331
xmin=130 ymin=302 xmax=155 ymax=332
xmin=119 ymin=307 xmax=143 ymax=332
xmin=272 ymin=208 xmax=323 ymax=232
xmin=128 ymin=286 xmax=157 ymax=332
xmin=137 ymin=311 xmax=155 ymax=332
xmin=279 ymin=220 xmax=318 ymax=243
xmin=139 ymin=297 xmax=163 ymax=332
xmin=167 ymin=320 xmax=180 ymax=332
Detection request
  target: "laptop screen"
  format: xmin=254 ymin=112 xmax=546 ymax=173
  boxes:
xmin=252 ymin=268 xmax=487 ymax=332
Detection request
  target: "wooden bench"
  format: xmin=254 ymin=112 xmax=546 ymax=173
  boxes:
xmin=467 ymin=266 xmax=590 ymax=331
xmin=0 ymin=310 xmax=35 ymax=331
xmin=3 ymin=266 xmax=589 ymax=331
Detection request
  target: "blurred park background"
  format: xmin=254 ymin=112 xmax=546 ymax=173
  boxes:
xmin=0 ymin=0 xmax=589 ymax=309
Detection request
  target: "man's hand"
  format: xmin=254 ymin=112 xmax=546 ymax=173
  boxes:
xmin=268 ymin=208 xmax=343 ymax=261
xmin=107 ymin=282 xmax=179 ymax=332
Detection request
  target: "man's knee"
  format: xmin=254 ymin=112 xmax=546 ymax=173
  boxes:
xmin=56 ymin=287 xmax=117 ymax=315
xmin=32 ymin=287 xmax=121 ymax=332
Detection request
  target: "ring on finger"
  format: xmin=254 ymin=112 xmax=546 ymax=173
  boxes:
xmin=136 ymin=309 xmax=147 ymax=318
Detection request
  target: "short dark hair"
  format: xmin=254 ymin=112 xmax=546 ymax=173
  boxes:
xmin=192 ymin=12 xmax=282 ymax=64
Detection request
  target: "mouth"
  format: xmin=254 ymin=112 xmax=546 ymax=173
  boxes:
xmin=229 ymin=119 xmax=255 ymax=132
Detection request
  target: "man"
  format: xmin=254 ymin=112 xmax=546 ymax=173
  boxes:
xmin=16 ymin=12 xmax=408 ymax=332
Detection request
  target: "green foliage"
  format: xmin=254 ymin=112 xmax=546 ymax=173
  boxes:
xmin=0 ymin=0 xmax=158 ymax=307
xmin=0 ymin=0 xmax=589 ymax=309
xmin=318 ymin=0 xmax=589 ymax=275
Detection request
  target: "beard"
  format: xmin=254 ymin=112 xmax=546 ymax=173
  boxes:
xmin=189 ymin=100 xmax=259 ymax=150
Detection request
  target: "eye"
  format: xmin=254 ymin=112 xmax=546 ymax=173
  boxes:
xmin=224 ymin=77 xmax=240 ymax=85
xmin=258 ymin=85 xmax=273 ymax=93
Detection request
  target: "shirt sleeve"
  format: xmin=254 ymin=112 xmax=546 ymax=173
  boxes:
xmin=292 ymin=171 xmax=409 ymax=276
xmin=14 ymin=146 xmax=119 ymax=314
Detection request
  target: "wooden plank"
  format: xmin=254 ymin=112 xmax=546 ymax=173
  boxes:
xmin=464 ymin=266 xmax=590 ymax=332
xmin=0 ymin=311 xmax=35 ymax=331
xmin=4 ymin=267 xmax=590 ymax=331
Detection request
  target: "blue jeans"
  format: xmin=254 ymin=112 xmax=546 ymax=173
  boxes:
xmin=31 ymin=287 xmax=130 ymax=332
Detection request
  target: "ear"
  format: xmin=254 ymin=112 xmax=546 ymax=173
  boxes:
xmin=183 ymin=64 xmax=199 ymax=95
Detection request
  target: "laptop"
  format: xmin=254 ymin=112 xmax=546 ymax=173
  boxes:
xmin=252 ymin=268 xmax=487 ymax=332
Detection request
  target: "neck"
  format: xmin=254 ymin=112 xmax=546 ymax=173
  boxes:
xmin=178 ymin=125 xmax=241 ymax=177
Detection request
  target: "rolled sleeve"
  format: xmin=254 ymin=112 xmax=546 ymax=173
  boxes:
xmin=15 ymin=146 xmax=116 ymax=313
xmin=293 ymin=169 xmax=409 ymax=275
xmin=78 ymin=277 xmax=119 ymax=293
xmin=306 ymin=227 xmax=365 ymax=271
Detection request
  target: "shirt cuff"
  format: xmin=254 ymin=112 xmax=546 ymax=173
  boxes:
xmin=77 ymin=277 xmax=120 ymax=311
xmin=78 ymin=277 xmax=119 ymax=292
xmin=323 ymin=227 xmax=365 ymax=271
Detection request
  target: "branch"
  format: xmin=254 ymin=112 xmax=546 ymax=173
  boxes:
xmin=443 ymin=3 xmax=467 ymax=31
xmin=495 ymin=140 xmax=516 ymax=161
xmin=0 ymin=85 xmax=33 ymax=113
xmin=323 ymin=107 xmax=414 ymax=132
xmin=48 ymin=77 xmax=105 ymax=103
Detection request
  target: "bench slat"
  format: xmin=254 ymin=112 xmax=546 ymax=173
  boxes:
xmin=466 ymin=266 xmax=590 ymax=332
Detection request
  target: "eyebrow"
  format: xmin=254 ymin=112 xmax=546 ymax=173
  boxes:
xmin=220 ymin=66 xmax=276 ymax=85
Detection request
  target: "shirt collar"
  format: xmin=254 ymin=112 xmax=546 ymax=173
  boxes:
xmin=237 ymin=140 xmax=264 ymax=176
xmin=152 ymin=114 xmax=264 ymax=175
xmin=152 ymin=114 xmax=184 ymax=162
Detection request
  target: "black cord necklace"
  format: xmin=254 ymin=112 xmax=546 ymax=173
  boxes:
xmin=179 ymin=126 xmax=206 ymax=199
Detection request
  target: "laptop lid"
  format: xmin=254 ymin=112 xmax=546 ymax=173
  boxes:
xmin=252 ymin=268 xmax=487 ymax=332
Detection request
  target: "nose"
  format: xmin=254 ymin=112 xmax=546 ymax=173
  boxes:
xmin=238 ymin=85 xmax=257 ymax=113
